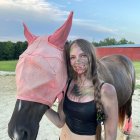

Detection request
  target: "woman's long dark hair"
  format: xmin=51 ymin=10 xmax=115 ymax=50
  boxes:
xmin=64 ymin=39 xmax=104 ymax=115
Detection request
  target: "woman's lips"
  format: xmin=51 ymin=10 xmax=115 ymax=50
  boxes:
xmin=74 ymin=65 xmax=85 ymax=72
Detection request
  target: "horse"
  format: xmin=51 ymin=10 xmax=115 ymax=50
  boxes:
xmin=8 ymin=14 xmax=135 ymax=140
xmin=8 ymin=11 xmax=73 ymax=140
xmin=96 ymin=54 xmax=135 ymax=139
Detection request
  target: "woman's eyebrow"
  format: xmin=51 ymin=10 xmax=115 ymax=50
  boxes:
xmin=70 ymin=54 xmax=75 ymax=56
xmin=80 ymin=52 xmax=86 ymax=55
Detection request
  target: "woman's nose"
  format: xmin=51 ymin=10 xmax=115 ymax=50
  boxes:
xmin=75 ymin=58 xmax=81 ymax=63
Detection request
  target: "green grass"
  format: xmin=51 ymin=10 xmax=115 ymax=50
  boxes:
xmin=0 ymin=60 xmax=17 ymax=71
xmin=0 ymin=60 xmax=139 ymax=79
xmin=135 ymin=84 xmax=140 ymax=89
xmin=0 ymin=60 xmax=139 ymax=72
xmin=133 ymin=61 xmax=140 ymax=79
xmin=134 ymin=62 xmax=140 ymax=90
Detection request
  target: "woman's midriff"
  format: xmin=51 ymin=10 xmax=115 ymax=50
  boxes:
xmin=60 ymin=124 xmax=96 ymax=140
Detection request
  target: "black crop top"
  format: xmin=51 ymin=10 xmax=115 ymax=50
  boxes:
xmin=63 ymin=80 xmax=98 ymax=135
xmin=63 ymin=94 xmax=97 ymax=135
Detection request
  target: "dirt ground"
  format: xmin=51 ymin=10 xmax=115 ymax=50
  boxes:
xmin=0 ymin=74 xmax=140 ymax=140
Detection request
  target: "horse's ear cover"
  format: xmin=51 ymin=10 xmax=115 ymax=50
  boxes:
xmin=23 ymin=11 xmax=73 ymax=50
xmin=16 ymin=11 xmax=73 ymax=107
xmin=48 ymin=11 xmax=73 ymax=50
xmin=23 ymin=23 xmax=38 ymax=45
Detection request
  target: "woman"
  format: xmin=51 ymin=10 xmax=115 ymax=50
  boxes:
xmin=45 ymin=39 xmax=118 ymax=140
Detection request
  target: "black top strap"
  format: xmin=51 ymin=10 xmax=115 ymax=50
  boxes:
xmin=100 ymin=82 xmax=105 ymax=89
xmin=63 ymin=80 xmax=104 ymax=97
xmin=64 ymin=79 xmax=72 ymax=96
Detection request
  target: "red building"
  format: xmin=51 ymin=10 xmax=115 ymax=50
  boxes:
xmin=96 ymin=44 xmax=140 ymax=61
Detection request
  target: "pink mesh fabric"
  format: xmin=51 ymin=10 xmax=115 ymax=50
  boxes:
xmin=16 ymin=11 xmax=73 ymax=107
xmin=16 ymin=37 xmax=67 ymax=107
xmin=48 ymin=12 xmax=73 ymax=50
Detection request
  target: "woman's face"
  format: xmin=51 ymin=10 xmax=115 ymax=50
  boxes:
xmin=70 ymin=43 xmax=89 ymax=75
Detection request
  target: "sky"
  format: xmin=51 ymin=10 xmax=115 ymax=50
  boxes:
xmin=0 ymin=0 xmax=140 ymax=43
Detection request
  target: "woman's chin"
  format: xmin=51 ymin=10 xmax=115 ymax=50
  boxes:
xmin=76 ymin=71 xmax=85 ymax=75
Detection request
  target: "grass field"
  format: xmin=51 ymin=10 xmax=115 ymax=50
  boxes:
xmin=133 ymin=61 xmax=140 ymax=89
xmin=133 ymin=61 xmax=140 ymax=78
xmin=0 ymin=60 xmax=139 ymax=89
xmin=0 ymin=60 xmax=17 ymax=71
xmin=0 ymin=60 xmax=139 ymax=77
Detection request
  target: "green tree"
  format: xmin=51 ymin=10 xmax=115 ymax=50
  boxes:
xmin=92 ymin=37 xmax=135 ymax=47
xmin=0 ymin=41 xmax=15 ymax=60
xmin=92 ymin=41 xmax=100 ymax=47
xmin=99 ymin=38 xmax=117 ymax=46
xmin=0 ymin=42 xmax=5 ymax=60
xmin=14 ymin=41 xmax=27 ymax=59
xmin=118 ymin=38 xmax=134 ymax=45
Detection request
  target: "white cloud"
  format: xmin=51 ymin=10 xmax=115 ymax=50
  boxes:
xmin=0 ymin=0 xmax=68 ymax=20
xmin=0 ymin=0 xmax=70 ymax=41
xmin=0 ymin=0 xmax=131 ymax=43
xmin=73 ymin=18 xmax=118 ymax=35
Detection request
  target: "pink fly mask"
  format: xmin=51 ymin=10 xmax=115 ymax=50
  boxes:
xmin=16 ymin=11 xmax=73 ymax=107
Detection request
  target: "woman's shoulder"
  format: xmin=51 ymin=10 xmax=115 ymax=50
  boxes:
xmin=100 ymin=83 xmax=117 ymax=101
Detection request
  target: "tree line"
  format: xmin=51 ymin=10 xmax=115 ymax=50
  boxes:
xmin=0 ymin=38 xmax=134 ymax=60
xmin=0 ymin=41 xmax=27 ymax=60
xmin=92 ymin=38 xmax=134 ymax=47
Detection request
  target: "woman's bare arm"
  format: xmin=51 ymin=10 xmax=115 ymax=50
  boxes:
xmin=101 ymin=83 xmax=118 ymax=140
xmin=45 ymin=99 xmax=65 ymax=128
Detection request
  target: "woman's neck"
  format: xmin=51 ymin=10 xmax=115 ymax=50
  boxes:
xmin=72 ymin=75 xmax=94 ymax=97
xmin=76 ymin=74 xmax=93 ymax=88
xmin=77 ymin=74 xmax=86 ymax=86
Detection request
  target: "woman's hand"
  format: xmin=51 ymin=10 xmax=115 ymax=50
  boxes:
xmin=45 ymin=99 xmax=65 ymax=128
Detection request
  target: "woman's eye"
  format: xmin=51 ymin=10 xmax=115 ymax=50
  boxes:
xmin=70 ymin=56 xmax=75 ymax=60
xmin=81 ymin=54 xmax=87 ymax=58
